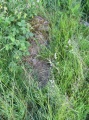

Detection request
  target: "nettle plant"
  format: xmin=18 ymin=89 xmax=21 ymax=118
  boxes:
xmin=0 ymin=1 xmax=36 ymax=79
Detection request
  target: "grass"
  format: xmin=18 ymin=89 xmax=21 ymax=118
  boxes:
xmin=0 ymin=0 xmax=89 ymax=120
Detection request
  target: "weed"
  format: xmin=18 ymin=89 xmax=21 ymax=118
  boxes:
xmin=0 ymin=0 xmax=89 ymax=120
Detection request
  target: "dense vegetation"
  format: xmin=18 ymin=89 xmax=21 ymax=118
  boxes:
xmin=0 ymin=0 xmax=89 ymax=120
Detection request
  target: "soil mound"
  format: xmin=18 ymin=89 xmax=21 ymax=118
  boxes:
xmin=25 ymin=16 xmax=50 ymax=87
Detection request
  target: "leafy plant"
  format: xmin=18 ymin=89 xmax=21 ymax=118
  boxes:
xmin=0 ymin=0 xmax=89 ymax=120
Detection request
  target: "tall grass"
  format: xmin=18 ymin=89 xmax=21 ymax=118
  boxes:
xmin=0 ymin=0 xmax=89 ymax=120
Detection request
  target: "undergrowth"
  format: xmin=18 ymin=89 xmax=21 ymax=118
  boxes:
xmin=0 ymin=0 xmax=89 ymax=120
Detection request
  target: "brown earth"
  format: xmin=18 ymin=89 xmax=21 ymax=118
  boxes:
xmin=24 ymin=16 xmax=50 ymax=87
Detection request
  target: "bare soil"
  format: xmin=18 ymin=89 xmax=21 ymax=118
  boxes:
xmin=24 ymin=16 xmax=50 ymax=87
